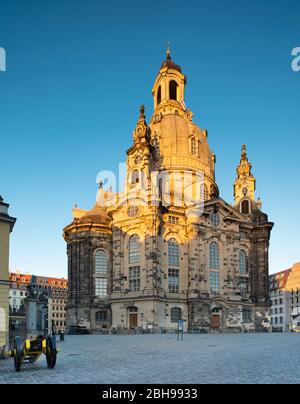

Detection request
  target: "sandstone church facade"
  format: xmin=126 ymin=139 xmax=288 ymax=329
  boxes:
xmin=63 ymin=51 xmax=274 ymax=333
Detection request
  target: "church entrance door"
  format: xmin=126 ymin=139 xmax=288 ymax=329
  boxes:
xmin=128 ymin=306 xmax=138 ymax=329
xmin=129 ymin=313 xmax=138 ymax=329
xmin=211 ymin=314 xmax=220 ymax=329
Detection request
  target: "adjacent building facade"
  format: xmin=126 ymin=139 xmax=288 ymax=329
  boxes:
xmin=28 ymin=275 xmax=68 ymax=334
xmin=8 ymin=273 xmax=68 ymax=337
xmin=64 ymin=52 xmax=274 ymax=333
xmin=269 ymin=269 xmax=290 ymax=332
xmin=9 ymin=272 xmax=31 ymax=311
xmin=0 ymin=196 xmax=16 ymax=348
xmin=269 ymin=263 xmax=300 ymax=332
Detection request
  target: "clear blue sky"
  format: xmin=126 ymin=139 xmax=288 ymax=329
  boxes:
xmin=0 ymin=0 xmax=299 ymax=277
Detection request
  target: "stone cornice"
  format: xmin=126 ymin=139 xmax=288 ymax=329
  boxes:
xmin=63 ymin=221 xmax=112 ymax=241
xmin=0 ymin=213 xmax=16 ymax=232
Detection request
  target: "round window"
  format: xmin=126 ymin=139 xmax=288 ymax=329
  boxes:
xmin=134 ymin=155 xmax=142 ymax=165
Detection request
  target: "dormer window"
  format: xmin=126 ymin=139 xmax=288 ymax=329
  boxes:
xmin=191 ymin=138 xmax=198 ymax=155
xmin=169 ymin=80 xmax=178 ymax=100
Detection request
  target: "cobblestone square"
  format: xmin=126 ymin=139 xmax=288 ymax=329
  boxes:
xmin=0 ymin=333 xmax=300 ymax=384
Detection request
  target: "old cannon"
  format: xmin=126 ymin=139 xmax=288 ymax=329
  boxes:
xmin=8 ymin=334 xmax=58 ymax=372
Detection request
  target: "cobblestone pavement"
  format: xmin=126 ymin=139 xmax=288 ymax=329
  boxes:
xmin=0 ymin=333 xmax=300 ymax=384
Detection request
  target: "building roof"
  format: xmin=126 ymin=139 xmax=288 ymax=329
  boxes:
xmin=9 ymin=272 xmax=32 ymax=288
xmin=269 ymin=263 xmax=300 ymax=292
xmin=81 ymin=204 xmax=110 ymax=225
xmin=269 ymin=269 xmax=291 ymax=291
xmin=160 ymin=49 xmax=182 ymax=73
xmin=31 ymin=275 xmax=68 ymax=288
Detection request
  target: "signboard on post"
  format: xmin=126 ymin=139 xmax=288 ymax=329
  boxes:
xmin=178 ymin=320 xmax=183 ymax=331
xmin=177 ymin=319 xmax=184 ymax=341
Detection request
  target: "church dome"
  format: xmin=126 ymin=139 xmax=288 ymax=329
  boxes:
xmin=81 ymin=204 xmax=110 ymax=225
xmin=160 ymin=55 xmax=182 ymax=73
xmin=150 ymin=51 xmax=218 ymax=197
xmin=149 ymin=113 xmax=215 ymax=181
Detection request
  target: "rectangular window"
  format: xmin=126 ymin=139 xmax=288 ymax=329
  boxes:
xmin=168 ymin=216 xmax=179 ymax=224
xmin=240 ymin=232 xmax=246 ymax=240
xmin=209 ymin=271 xmax=220 ymax=294
xmin=95 ymin=278 xmax=108 ymax=298
xmin=168 ymin=268 xmax=179 ymax=293
xmin=129 ymin=266 xmax=140 ymax=292
xmin=242 ymin=309 xmax=252 ymax=323
xmin=96 ymin=310 xmax=108 ymax=323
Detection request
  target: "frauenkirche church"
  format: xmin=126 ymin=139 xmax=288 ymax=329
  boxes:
xmin=63 ymin=51 xmax=274 ymax=333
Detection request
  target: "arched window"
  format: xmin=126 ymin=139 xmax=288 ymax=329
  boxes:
xmin=169 ymin=80 xmax=178 ymax=100
xmin=168 ymin=238 xmax=180 ymax=293
xmin=131 ymin=170 xmax=139 ymax=184
xmin=239 ymin=250 xmax=248 ymax=274
xmin=209 ymin=241 xmax=220 ymax=269
xmin=94 ymin=249 xmax=108 ymax=298
xmin=157 ymin=85 xmax=161 ymax=105
xmin=129 ymin=235 xmax=140 ymax=264
xmin=241 ymin=199 xmax=250 ymax=215
xmin=171 ymin=307 xmax=182 ymax=323
xmin=168 ymin=238 xmax=179 ymax=267
xmin=95 ymin=250 xmax=107 ymax=274
xmin=200 ymin=183 xmax=209 ymax=202
xmin=95 ymin=310 xmax=108 ymax=323
xmin=128 ymin=306 xmax=138 ymax=313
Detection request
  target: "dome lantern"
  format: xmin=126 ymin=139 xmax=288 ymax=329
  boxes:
xmin=152 ymin=49 xmax=187 ymax=112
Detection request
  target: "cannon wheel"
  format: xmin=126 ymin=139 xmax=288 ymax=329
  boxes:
xmin=13 ymin=336 xmax=23 ymax=372
xmin=46 ymin=335 xmax=57 ymax=369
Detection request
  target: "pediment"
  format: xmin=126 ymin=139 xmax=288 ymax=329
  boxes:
xmin=204 ymin=198 xmax=252 ymax=224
